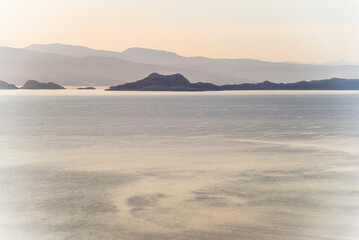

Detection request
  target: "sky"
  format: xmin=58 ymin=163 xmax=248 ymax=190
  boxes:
xmin=0 ymin=0 xmax=359 ymax=62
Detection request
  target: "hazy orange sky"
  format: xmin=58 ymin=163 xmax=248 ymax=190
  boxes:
xmin=1 ymin=0 xmax=359 ymax=62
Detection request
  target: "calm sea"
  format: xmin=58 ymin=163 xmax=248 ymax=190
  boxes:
xmin=0 ymin=89 xmax=358 ymax=240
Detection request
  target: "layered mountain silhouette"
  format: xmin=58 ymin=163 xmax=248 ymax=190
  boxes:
xmin=0 ymin=46 xmax=223 ymax=86
xmin=0 ymin=80 xmax=18 ymax=89
xmin=108 ymin=73 xmax=359 ymax=91
xmin=0 ymin=43 xmax=359 ymax=86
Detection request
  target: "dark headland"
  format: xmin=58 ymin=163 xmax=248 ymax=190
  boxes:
xmin=107 ymin=73 xmax=359 ymax=91
xmin=21 ymin=80 xmax=65 ymax=89
xmin=0 ymin=80 xmax=18 ymax=89
xmin=107 ymin=73 xmax=220 ymax=91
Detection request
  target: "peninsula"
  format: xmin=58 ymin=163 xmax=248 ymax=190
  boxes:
xmin=107 ymin=73 xmax=359 ymax=91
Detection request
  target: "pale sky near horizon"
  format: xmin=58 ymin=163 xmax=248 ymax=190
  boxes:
xmin=1 ymin=0 xmax=359 ymax=62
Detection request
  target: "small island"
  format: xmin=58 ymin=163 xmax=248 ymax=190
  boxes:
xmin=107 ymin=73 xmax=220 ymax=91
xmin=21 ymin=80 xmax=65 ymax=89
xmin=77 ymin=87 xmax=96 ymax=90
xmin=0 ymin=80 xmax=19 ymax=89
xmin=107 ymin=73 xmax=359 ymax=91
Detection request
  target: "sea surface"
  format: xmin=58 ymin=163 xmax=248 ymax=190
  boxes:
xmin=0 ymin=89 xmax=358 ymax=240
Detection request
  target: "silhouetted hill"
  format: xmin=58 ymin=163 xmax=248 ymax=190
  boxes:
xmin=107 ymin=73 xmax=220 ymax=91
xmin=21 ymin=80 xmax=65 ymax=89
xmin=108 ymin=74 xmax=359 ymax=91
xmin=221 ymin=78 xmax=359 ymax=90
xmin=0 ymin=80 xmax=18 ymax=89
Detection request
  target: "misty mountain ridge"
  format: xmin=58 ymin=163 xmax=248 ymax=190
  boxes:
xmin=0 ymin=43 xmax=358 ymax=86
xmin=26 ymin=43 xmax=358 ymax=66
xmin=24 ymin=43 xmax=280 ymax=65
xmin=321 ymin=59 xmax=359 ymax=66
xmin=0 ymin=46 xmax=227 ymax=86
xmin=24 ymin=44 xmax=359 ymax=81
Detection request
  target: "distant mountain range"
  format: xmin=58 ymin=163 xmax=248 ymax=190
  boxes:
xmin=2 ymin=73 xmax=359 ymax=91
xmin=108 ymin=73 xmax=359 ymax=91
xmin=1 ymin=43 xmax=359 ymax=86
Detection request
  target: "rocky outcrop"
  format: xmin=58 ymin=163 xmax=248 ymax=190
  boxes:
xmin=0 ymin=80 xmax=18 ymax=89
xmin=21 ymin=80 xmax=65 ymax=89
xmin=107 ymin=73 xmax=220 ymax=91
xmin=77 ymin=87 xmax=96 ymax=90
